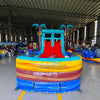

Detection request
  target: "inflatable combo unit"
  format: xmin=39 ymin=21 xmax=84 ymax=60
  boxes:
xmin=0 ymin=49 xmax=6 ymax=58
xmin=16 ymin=42 xmax=26 ymax=54
xmin=82 ymin=49 xmax=100 ymax=63
xmin=17 ymin=47 xmax=25 ymax=54
xmin=16 ymin=24 xmax=82 ymax=93
xmin=28 ymin=43 xmax=40 ymax=56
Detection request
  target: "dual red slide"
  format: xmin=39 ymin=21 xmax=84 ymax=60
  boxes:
xmin=39 ymin=41 xmax=64 ymax=58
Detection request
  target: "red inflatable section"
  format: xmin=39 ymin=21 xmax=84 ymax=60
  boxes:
xmin=39 ymin=41 xmax=64 ymax=58
xmin=69 ymin=48 xmax=75 ymax=51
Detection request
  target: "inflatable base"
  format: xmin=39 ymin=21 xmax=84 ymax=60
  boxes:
xmin=16 ymin=55 xmax=82 ymax=93
xmin=17 ymin=77 xmax=81 ymax=93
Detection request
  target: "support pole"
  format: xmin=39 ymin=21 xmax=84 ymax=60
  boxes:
xmin=8 ymin=8 xmax=11 ymax=42
xmin=39 ymin=25 xmax=41 ymax=50
xmin=66 ymin=28 xmax=69 ymax=50
xmin=65 ymin=26 xmax=67 ymax=50
xmin=65 ymin=26 xmax=68 ymax=50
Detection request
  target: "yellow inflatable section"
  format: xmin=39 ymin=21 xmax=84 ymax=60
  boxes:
xmin=0 ymin=50 xmax=6 ymax=55
xmin=16 ymin=58 xmax=82 ymax=72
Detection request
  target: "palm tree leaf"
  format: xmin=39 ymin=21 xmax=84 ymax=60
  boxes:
xmin=40 ymin=24 xmax=47 ymax=29
xmin=60 ymin=24 xmax=65 ymax=29
xmin=32 ymin=24 xmax=39 ymax=29
xmin=67 ymin=25 xmax=73 ymax=30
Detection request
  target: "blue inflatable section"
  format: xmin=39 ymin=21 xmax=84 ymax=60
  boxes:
xmin=82 ymin=49 xmax=96 ymax=58
xmin=18 ymin=50 xmax=25 ymax=54
xmin=0 ymin=55 xmax=2 ymax=59
xmin=29 ymin=51 xmax=40 ymax=55
xmin=65 ymin=51 xmax=72 ymax=56
xmin=82 ymin=59 xmax=98 ymax=63
xmin=93 ymin=47 xmax=97 ymax=51
xmin=17 ymin=77 xmax=81 ymax=93
xmin=17 ymin=55 xmax=81 ymax=62
xmin=94 ymin=49 xmax=100 ymax=58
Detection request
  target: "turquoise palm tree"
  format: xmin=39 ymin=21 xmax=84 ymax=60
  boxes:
xmin=40 ymin=24 xmax=47 ymax=29
xmin=60 ymin=24 xmax=73 ymax=30
xmin=67 ymin=25 xmax=73 ymax=30
xmin=60 ymin=24 xmax=73 ymax=50
xmin=32 ymin=24 xmax=39 ymax=30
xmin=60 ymin=24 xmax=65 ymax=29
xmin=32 ymin=23 xmax=47 ymax=50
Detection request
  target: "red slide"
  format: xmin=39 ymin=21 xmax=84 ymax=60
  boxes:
xmin=39 ymin=41 xmax=64 ymax=58
xmin=54 ymin=41 xmax=64 ymax=58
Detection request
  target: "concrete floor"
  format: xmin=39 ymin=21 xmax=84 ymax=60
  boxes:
xmin=0 ymin=56 xmax=100 ymax=100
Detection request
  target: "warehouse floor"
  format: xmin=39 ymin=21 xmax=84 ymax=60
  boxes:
xmin=0 ymin=56 xmax=100 ymax=100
